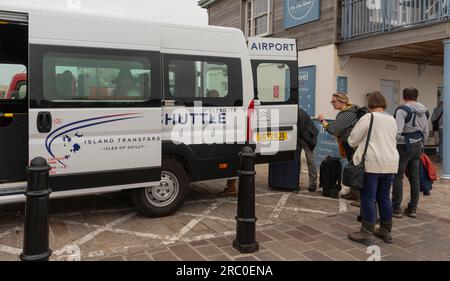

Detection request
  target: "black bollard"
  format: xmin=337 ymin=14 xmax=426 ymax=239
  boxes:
xmin=233 ymin=145 xmax=259 ymax=253
xmin=20 ymin=157 xmax=52 ymax=261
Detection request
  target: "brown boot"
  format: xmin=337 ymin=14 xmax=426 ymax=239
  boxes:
xmin=351 ymin=201 xmax=361 ymax=207
xmin=218 ymin=180 xmax=237 ymax=196
xmin=348 ymin=222 xmax=375 ymax=246
xmin=373 ymin=221 xmax=393 ymax=243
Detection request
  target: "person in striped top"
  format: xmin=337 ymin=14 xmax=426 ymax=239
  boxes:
xmin=318 ymin=93 xmax=360 ymax=201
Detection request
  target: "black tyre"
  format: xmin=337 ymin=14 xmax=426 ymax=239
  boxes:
xmin=131 ymin=158 xmax=189 ymax=217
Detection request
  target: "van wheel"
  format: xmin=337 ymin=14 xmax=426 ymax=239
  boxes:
xmin=132 ymin=158 xmax=188 ymax=218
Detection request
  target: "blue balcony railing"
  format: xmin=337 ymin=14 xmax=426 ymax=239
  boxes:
xmin=342 ymin=0 xmax=449 ymax=40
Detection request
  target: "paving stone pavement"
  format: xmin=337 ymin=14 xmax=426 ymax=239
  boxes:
xmin=0 ymin=157 xmax=449 ymax=261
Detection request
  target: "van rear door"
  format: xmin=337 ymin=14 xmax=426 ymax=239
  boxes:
xmin=27 ymin=12 xmax=162 ymax=192
xmin=0 ymin=11 xmax=28 ymax=182
xmin=248 ymin=37 xmax=298 ymax=163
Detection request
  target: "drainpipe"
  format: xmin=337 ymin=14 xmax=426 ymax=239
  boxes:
xmin=442 ymin=39 xmax=450 ymax=180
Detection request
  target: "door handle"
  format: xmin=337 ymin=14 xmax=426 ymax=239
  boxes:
xmin=163 ymin=100 xmax=176 ymax=106
xmin=37 ymin=111 xmax=52 ymax=133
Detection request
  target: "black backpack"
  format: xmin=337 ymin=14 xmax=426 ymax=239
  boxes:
xmin=319 ymin=156 xmax=342 ymax=198
xmin=354 ymin=106 xmax=369 ymax=121
xmin=394 ymin=105 xmax=416 ymax=126
xmin=394 ymin=105 xmax=430 ymax=127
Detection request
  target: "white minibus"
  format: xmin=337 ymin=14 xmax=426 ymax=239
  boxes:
xmin=0 ymin=6 xmax=298 ymax=217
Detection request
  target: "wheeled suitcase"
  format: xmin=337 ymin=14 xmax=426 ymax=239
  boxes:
xmin=268 ymin=150 xmax=300 ymax=193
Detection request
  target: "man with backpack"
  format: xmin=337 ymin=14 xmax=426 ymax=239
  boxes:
xmin=392 ymin=87 xmax=429 ymax=218
xmin=431 ymin=99 xmax=443 ymax=161
xmin=318 ymin=93 xmax=367 ymax=201
xmin=297 ymin=107 xmax=319 ymax=192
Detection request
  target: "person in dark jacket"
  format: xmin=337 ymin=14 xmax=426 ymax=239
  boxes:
xmin=431 ymin=99 xmax=443 ymax=161
xmin=297 ymin=108 xmax=319 ymax=192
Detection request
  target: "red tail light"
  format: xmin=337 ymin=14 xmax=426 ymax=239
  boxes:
xmin=247 ymin=99 xmax=255 ymax=143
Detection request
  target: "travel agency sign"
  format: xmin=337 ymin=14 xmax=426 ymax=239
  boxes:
xmin=284 ymin=0 xmax=321 ymax=29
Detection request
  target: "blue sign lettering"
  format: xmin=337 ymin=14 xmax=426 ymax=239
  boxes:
xmin=298 ymin=66 xmax=316 ymax=116
xmin=284 ymin=0 xmax=321 ymax=29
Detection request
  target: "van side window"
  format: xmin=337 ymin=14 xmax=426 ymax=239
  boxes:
xmin=256 ymin=63 xmax=291 ymax=103
xmin=163 ymin=55 xmax=242 ymax=107
xmin=0 ymin=63 xmax=26 ymax=100
xmin=168 ymin=60 xmax=228 ymax=98
xmin=43 ymin=54 xmax=151 ymax=102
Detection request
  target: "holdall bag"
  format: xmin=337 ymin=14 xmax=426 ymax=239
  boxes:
xmin=342 ymin=113 xmax=374 ymax=189
xmin=319 ymin=156 xmax=342 ymax=198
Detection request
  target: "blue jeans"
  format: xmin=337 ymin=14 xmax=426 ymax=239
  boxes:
xmin=361 ymin=173 xmax=395 ymax=224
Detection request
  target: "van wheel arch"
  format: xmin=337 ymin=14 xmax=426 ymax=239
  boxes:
xmin=163 ymin=154 xmax=192 ymax=182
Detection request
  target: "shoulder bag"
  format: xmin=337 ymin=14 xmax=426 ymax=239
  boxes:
xmin=342 ymin=113 xmax=374 ymax=189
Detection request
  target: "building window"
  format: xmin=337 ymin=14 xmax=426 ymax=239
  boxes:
xmin=245 ymin=0 xmax=273 ymax=37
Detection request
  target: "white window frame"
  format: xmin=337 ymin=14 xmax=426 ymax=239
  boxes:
xmin=244 ymin=0 xmax=273 ymax=38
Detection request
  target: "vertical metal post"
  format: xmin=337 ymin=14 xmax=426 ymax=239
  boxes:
xmin=233 ymin=146 xmax=259 ymax=254
xmin=442 ymin=40 xmax=450 ymax=180
xmin=342 ymin=0 xmax=347 ymax=39
xmin=20 ymin=157 xmax=52 ymax=261
xmin=349 ymin=0 xmax=353 ymax=38
xmin=385 ymin=0 xmax=391 ymax=32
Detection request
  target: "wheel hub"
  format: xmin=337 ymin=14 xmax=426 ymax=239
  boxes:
xmin=153 ymin=175 xmax=175 ymax=201
xmin=145 ymin=171 xmax=179 ymax=207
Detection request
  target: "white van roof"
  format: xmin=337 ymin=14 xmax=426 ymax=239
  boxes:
xmin=0 ymin=5 xmax=247 ymax=57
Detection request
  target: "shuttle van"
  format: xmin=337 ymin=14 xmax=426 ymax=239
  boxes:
xmin=0 ymin=6 xmax=298 ymax=217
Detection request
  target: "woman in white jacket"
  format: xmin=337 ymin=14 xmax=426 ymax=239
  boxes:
xmin=347 ymin=91 xmax=399 ymax=246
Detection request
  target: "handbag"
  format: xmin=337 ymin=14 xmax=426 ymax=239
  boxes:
xmin=342 ymin=113 xmax=374 ymax=189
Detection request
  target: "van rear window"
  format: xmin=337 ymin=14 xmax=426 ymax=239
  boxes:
xmin=0 ymin=63 xmax=26 ymax=100
xmin=42 ymin=53 xmax=151 ymax=102
xmin=256 ymin=63 xmax=291 ymax=103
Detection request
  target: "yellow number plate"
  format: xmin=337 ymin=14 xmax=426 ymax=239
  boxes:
xmin=256 ymin=131 xmax=288 ymax=142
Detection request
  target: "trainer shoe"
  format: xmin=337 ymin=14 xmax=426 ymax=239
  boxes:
xmin=392 ymin=209 xmax=403 ymax=218
xmin=404 ymin=207 xmax=417 ymax=218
